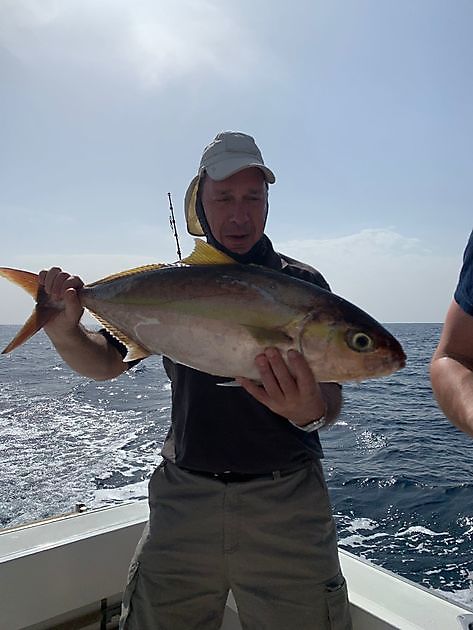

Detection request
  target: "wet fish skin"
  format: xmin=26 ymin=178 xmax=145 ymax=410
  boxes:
xmin=0 ymin=240 xmax=406 ymax=382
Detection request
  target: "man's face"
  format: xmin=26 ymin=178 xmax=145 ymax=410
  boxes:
xmin=201 ymin=167 xmax=268 ymax=254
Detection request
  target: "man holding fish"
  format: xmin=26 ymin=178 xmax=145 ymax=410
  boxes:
xmin=431 ymin=230 xmax=473 ymax=437
xmin=1 ymin=132 xmax=405 ymax=628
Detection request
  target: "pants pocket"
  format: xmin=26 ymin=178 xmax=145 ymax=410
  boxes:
xmin=325 ymin=576 xmax=353 ymax=630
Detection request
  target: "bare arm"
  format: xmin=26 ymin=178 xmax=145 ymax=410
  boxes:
xmin=430 ymin=300 xmax=473 ymax=436
xmin=40 ymin=268 xmax=127 ymax=381
xmin=237 ymin=348 xmax=342 ymax=427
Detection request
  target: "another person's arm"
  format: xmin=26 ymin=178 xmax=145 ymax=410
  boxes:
xmin=430 ymin=301 xmax=473 ymax=436
xmin=40 ymin=267 xmax=127 ymax=381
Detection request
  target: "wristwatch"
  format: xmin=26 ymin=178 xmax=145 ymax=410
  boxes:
xmin=288 ymin=416 xmax=326 ymax=432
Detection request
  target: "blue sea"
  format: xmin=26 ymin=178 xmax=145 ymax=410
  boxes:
xmin=1 ymin=323 xmax=472 ymax=607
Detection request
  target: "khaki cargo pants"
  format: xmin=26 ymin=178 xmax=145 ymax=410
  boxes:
xmin=120 ymin=460 xmax=352 ymax=630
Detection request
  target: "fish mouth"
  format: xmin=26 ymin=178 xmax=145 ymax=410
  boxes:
xmin=362 ymin=341 xmax=407 ymax=379
xmin=382 ymin=349 xmax=406 ymax=376
xmin=385 ymin=346 xmax=406 ymax=375
xmin=364 ymin=354 xmax=406 ymax=380
xmin=393 ymin=340 xmax=407 ymax=369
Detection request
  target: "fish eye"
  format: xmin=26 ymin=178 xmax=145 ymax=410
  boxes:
xmin=346 ymin=330 xmax=375 ymax=353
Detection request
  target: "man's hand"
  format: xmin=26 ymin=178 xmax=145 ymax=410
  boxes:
xmin=237 ymin=348 xmax=331 ymax=426
xmin=39 ymin=267 xmax=84 ymax=334
xmin=37 ymin=267 xmax=126 ymax=381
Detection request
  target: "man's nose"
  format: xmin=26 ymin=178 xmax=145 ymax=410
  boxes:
xmin=229 ymin=200 xmax=249 ymax=223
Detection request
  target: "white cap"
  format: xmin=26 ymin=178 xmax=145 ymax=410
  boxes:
xmin=184 ymin=131 xmax=276 ymax=236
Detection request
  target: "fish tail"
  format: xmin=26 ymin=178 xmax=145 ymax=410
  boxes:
xmin=0 ymin=267 xmax=39 ymax=298
xmin=0 ymin=268 xmax=59 ymax=354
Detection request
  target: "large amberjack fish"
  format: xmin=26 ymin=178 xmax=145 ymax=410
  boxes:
xmin=0 ymin=240 xmax=405 ymax=382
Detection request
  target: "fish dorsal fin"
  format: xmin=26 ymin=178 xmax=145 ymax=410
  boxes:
xmin=88 ymin=241 xmax=235 ymax=288
xmin=88 ymin=310 xmax=151 ymax=362
xmin=88 ymin=263 xmax=169 ymax=287
xmin=181 ymin=239 xmax=237 ymax=266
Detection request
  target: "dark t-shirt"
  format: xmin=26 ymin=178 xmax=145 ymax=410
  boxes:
xmin=454 ymin=230 xmax=473 ymax=316
xmin=161 ymin=254 xmax=332 ymax=475
xmin=102 ymin=247 xmax=334 ymax=474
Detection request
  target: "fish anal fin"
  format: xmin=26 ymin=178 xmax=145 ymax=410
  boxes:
xmin=89 ymin=310 xmax=151 ymax=362
xmin=124 ymin=343 xmax=151 ymax=362
xmin=181 ymin=240 xmax=237 ymax=266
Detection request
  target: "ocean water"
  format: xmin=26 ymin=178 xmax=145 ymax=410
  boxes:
xmin=0 ymin=323 xmax=472 ymax=607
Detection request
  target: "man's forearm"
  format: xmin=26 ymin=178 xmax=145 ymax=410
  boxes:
xmin=45 ymin=323 xmax=127 ymax=381
xmin=430 ymin=356 xmax=473 ymax=437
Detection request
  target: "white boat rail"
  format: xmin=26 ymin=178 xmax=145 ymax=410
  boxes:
xmin=1 ymin=500 xmax=472 ymax=630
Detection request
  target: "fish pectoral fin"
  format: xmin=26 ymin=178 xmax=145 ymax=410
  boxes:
xmin=243 ymin=325 xmax=293 ymax=346
xmin=88 ymin=311 xmax=151 ymax=362
xmin=181 ymin=240 xmax=237 ymax=266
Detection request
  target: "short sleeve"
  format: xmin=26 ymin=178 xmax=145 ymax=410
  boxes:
xmin=454 ymin=231 xmax=473 ymax=316
xmin=97 ymin=328 xmax=142 ymax=368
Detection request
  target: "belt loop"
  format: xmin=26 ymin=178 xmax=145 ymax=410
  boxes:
xmin=272 ymin=470 xmax=281 ymax=480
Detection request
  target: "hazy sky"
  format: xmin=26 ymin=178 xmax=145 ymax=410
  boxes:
xmin=1 ymin=0 xmax=472 ymax=325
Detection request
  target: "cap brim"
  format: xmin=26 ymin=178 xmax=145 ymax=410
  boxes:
xmin=206 ymin=158 xmax=275 ymax=184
